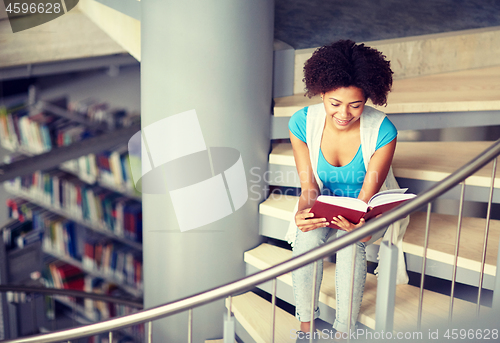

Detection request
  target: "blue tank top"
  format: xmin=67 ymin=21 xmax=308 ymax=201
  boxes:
xmin=288 ymin=106 xmax=397 ymax=198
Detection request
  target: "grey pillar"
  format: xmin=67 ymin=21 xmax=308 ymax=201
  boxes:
xmin=141 ymin=1 xmax=274 ymax=342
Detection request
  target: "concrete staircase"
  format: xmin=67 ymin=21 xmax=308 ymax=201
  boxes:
xmin=228 ymin=28 xmax=500 ymax=342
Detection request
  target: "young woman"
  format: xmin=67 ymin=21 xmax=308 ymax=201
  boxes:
xmin=285 ymin=40 xmax=409 ymax=337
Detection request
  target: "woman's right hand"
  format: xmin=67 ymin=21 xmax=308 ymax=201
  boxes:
xmin=295 ymin=208 xmax=329 ymax=232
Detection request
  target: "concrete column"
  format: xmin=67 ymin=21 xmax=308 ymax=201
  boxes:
xmin=141 ymin=1 xmax=274 ymax=341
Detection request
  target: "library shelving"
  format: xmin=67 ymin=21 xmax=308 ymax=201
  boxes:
xmin=0 ymin=95 xmax=143 ymax=341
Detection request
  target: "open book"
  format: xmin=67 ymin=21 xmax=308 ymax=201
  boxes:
xmin=309 ymin=188 xmax=416 ymax=228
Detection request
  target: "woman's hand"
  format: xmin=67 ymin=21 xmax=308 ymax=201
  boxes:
xmin=295 ymin=208 xmax=329 ymax=232
xmin=331 ymin=216 xmax=371 ymax=242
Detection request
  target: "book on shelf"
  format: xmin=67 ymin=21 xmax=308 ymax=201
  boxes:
xmin=83 ymin=238 xmax=142 ymax=290
xmin=83 ymin=276 xmax=141 ymax=322
xmin=1 ymin=97 xmax=140 ymax=170
xmin=7 ymin=198 xmax=82 ymax=259
xmin=5 ymin=169 xmax=142 ymax=243
xmin=68 ymin=97 xmax=139 ymax=129
xmin=0 ymin=97 xmax=70 ymax=153
xmin=0 ymin=216 xmax=40 ymax=250
xmin=309 ymin=188 xmax=416 ymax=229
xmin=47 ymin=261 xmax=85 ymax=291
xmin=41 ymin=265 xmax=139 ymax=324
xmin=123 ymin=201 xmax=142 ymax=242
xmin=56 ymin=147 xmax=139 ymax=198
xmin=7 ymin=198 xmax=143 ymax=293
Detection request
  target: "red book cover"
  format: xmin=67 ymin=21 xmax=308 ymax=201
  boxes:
xmin=95 ymin=243 xmax=103 ymax=269
xmin=57 ymin=132 xmax=63 ymax=147
xmin=309 ymin=189 xmax=415 ymax=229
xmin=124 ymin=212 xmax=131 ymax=239
xmin=84 ymin=242 xmax=95 ymax=260
xmin=129 ymin=212 xmax=136 ymax=240
xmin=363 ymin=199 xmax=411 ymax=221
xmin=57 ymin=264 xmax=82 ymax=280
xmin=57 ymin=264 xmax=85 ymax=290
xmin=309 ymin=201 xmax=366 ymax=228
xmin=65 ymin=277 xmax=85 ymax=291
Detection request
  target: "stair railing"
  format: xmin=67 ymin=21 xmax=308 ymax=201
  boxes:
xmin=0 ymin=139 xmax=499 ymax=343
xmin=0 ymin=285 xmax=143 ymax=308
xmin=0 ymin=285 xmax=142 ymax=342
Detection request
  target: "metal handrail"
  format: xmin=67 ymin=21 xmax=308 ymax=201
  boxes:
xmin=0 ymin=285 xmax=142 ymax=309
xmin=1 ymin=139 xmax=499 ymax=343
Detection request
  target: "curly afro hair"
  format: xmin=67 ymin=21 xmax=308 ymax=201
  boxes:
xmin=303 ymin=40 xmax=393 ymax=106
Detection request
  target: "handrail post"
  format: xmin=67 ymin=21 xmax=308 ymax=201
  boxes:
xmin=270 ymin=278 xmax=277 ymax=343
xmin=147 ymin=321 xmax=152 ymax=343
xmin=347 ymin=245 xmax=357 ymax=342
xmin=418 ymin=202 xmax=432 ymax=330
xmin=477 ymin=157 xmax=497 ymax=316
xmin=449 ymin=182 xmax=466 ymax=322
xmin=375 ymin=241 xmax=398 ymax=333
xmin=309 ymin=260 xmax=318 ymax=343
xmin=224 ymin=296 xmax=235 ymax=343
xmin=187 ymin=309 xmax=193 ymax=343
xmin=493 ymin=231 xmax=500 ymax=312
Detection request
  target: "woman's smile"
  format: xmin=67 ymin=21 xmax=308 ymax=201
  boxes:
xmin=333 ymin=116 xmax=353 ymax=126
xmin=322 ymin=86 xmax=366 ymax=131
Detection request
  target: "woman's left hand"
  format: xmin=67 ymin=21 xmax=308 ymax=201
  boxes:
xmin=331 ymin=216 xmax=371 ymax=242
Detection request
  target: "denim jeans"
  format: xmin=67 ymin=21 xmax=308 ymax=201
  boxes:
xmin=291 ymin=227 xmax=385 ymax=333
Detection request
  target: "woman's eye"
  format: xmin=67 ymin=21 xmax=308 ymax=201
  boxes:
xmin=351 ymin=105 xmax=360 ymax=109
xmin=331 ymin=103 xmax=340 ymax=107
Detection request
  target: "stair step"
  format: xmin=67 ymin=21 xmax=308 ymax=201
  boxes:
xmin=274 ymin=65 xmax=500 ymax=117
xmin=245 ymin=243 xmax=480 ymax=332
xmin=392 ymin=141 xmax=499 ymax=187
xmin=268 ymin=141 xmax=500 ymax=189
xmin=259 ymin=194 xmax=499 ymax=276
xmin=401 ymin=212 xmax=499 ymax=277
xmin=227 ymin=292 xmax=300 ymax=343
xmin=259 ymin=193 xmax=298 ymax=222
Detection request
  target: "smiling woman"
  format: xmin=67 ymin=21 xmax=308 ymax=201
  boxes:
xmin=286 ymin=39 xmax=409 ymax=339
xmin=322 ymin=86 xmax=365 ymax=131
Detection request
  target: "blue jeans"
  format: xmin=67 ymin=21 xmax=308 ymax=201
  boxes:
xmin=291 ymin=227 xmax=384 ymax=333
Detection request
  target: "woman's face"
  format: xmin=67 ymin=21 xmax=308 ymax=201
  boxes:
xmin=321 ymin=86 xmax=366 ymax=131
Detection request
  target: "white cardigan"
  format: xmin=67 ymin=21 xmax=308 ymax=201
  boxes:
xmin=285 ymin=103 xmax=410 ymax=284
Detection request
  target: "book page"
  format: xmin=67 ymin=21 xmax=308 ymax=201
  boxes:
xmin=368 ymin=193 xmax=416 ymax=207
xmin=368 ymin=188 xmax=408 ymax=204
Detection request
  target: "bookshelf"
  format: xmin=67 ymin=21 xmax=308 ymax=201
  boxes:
xmin=4 ymin=181 xmax=142 ymax=251
xmin=60 ymin=163 xmax=142 ymax=202
xmin=0 ymin=96 xmax=143 ymax=341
